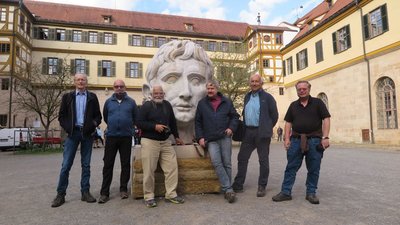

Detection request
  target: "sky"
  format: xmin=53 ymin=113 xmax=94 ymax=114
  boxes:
xmin=31 ymin=0 xmax=322 ymax=25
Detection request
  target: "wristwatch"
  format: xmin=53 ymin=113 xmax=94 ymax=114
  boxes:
xmin=322 ymin=137 xmax=329 ymax=140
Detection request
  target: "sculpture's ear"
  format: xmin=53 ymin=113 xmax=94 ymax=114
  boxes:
xmin=142 ymin=84 xmax=152 ymax=101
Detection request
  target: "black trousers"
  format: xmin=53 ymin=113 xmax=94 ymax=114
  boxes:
xmin=100 ymin=136 xmax=132 ymax=196
xmin=233 ymin=127 xmax=271 ymax=189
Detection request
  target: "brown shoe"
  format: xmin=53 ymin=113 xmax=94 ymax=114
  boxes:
xmin=272 ymin=192 xmax=292 ymax=202
xmin=224 ymin=191 xmax=236 ymax=203
xmin=81 ymin=191 xmax=96 ymax=203
xmin=51 ymin=194 xmax=65 ymax=207
xmin=305 ymin=194 xmax=320 ymax=204
xmin=120 ymin=191 xmax=129 ymax=199
xmin=256 ymin=186 xmax=266 ymax=197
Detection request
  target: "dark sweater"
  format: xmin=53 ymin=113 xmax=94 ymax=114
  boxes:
xmin=136 ymin=100 xmax=179 ymax=141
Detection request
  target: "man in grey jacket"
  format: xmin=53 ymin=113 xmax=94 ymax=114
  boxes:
xmin=98 ymin=79 xmax=138 ymax=203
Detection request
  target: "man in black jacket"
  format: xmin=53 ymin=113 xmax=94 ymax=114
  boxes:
xmin=232 ymin=74 xmax=278 ymax=197
xmin=51 ymin=73 xmax=102 ymax=208
xmin=195 ymin=80 xmax=239 ymax=203
xmin=136 ymin=85 xmax=184 ymax=208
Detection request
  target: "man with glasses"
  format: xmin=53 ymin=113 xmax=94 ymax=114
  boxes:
xmin=98 ymin=79 xmax=138 ymax=203
xmin=52 ymin=73 xmax=102 ymax=207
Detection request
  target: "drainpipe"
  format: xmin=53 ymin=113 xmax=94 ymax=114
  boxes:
xmin=355 ymin=0 xmax=374 ymax=144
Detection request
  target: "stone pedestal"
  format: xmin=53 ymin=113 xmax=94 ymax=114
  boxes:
xmin=131 ymin=144 xmax=221 ymax=199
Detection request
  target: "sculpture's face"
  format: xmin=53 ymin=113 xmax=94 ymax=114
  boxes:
xmin=155 ymin=58 xmax=208 ymax=123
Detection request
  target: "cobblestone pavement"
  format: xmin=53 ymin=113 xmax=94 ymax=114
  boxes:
xmin=0 ymin=142 xmax=399 ymax=225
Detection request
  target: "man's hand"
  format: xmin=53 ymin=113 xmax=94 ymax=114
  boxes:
xmin=225 ymin=128 xmax=233 ymax=136
xmin=175 ymin=138 xmax=184 ymax=145
xmin=321 ymin=139 xmax=330 ymax=149
xmin=198 ymin=138 xmax=206 ymax=148
xmin=284 ymin=139 xmax=291 ymax=150
xmin=155 ymin=124 xmax=168 ymax=133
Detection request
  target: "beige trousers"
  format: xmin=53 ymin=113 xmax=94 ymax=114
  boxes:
xmin=141 ymin=138 xmax=179 ymax=200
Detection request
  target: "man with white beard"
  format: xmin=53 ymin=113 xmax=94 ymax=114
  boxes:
xmin=136 ymin=85 xmax=185 ymax=208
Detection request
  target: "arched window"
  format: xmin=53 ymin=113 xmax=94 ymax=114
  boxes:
xmin=376 ymin=77 xmax=397 ymax=129
xmin=317 ymin=92 xmax=329 ymax=110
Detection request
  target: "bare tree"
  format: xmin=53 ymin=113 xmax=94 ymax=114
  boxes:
xmin=13 ymin=61 xmax=72 ymax=139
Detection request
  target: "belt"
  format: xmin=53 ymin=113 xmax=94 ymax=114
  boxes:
xmin=246 ymin=126 xmax=258 ymax=129
xmin=291 ymin=135 xmax=321 ymax=139
xmin=74 ymin=126 xmax=83 ymax=131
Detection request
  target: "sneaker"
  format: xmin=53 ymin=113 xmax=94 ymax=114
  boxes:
xmin=98 ymin=195 xmax=109 ymax=204
xmin=120 ymin=191 xmax=129 ymax=199
xmin=272 ymin=192 xmax=292 ymax=202
xmin=224 ymin=192 xmax=236 ymax=203
xmin=81 ymin=191 xmax=96 ymax=203
xmin=144 ymin=198 xmax=157 ymax=208
xmin=256 ymin=186 xmax=266 ymax=197
xmin=165 ymin=196 xmax=185 ymax=204
xmin=51 ymin=194 xmax=65 ymax=208
xmin=305 ymin=194 xmax=320 ymax=204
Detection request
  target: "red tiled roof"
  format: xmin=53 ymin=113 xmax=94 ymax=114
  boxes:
xmin=24 ymin=0 xmax=249 ymax=40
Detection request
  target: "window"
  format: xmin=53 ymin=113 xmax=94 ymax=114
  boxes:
xmin=1 ymin=78 xmax=9 ymax=90
xmin=286 ymin=57 xmax=293 ymax=75
xmin=39 ymin=27 xmax=49 ymax=40
xmin=363 ymin=4 xmax=388 ymax=40
xmin=89 ymin=32 xmax=98 ymax=43
xmin=47 ymin=58 xmax=59 ymax=75
xmin=75 ymin=59 xmax=87 ymax=74
xmin=315 ymin=40 xmax=324 ymax=63
xmin=98 ymin=60 xmax=115 ymax=77
xmin=332 ymin=25 xmax=351 ymax=54
xmin=275 ymin=34 xmax=283 ymax=44
xmin=19 ymin=14 xmax=25 ymax=30
xmin=132 ymin=35 xmax=141 ymax=46
xmin=195 ymin=40 xmax=204 ymax=48
xmin=263 ymin=59 xmax=270 ymax=68
xmin=221 ymin=42 xmax=229 ymax=52
xmin=73 ymin=30 xmax=82 ymax=42
xmin=296 ymin=49 xmax=308 ymax=71
xmin=0 ymin=43 xmax=10 ymax=53
xmin=26 ymin=22 xmax=31 ymax=37
xmin=145 ymin=36 xmax=154 ymax=47
xmin=208 ymin=41 xmax=216 ymax=51
xmin=56 ymin=29 xmax=66 ymax=41
xmin=317 ymin=93 xmax=329 ymax=110
xmin=376 ymin=77 xmax=397 ymax=129
xmin=16 ymin=46 xmax=20 ymax=57
xmin=157 ymin=37 xmax=167 ymax=47
xmin=279 ymin=87 xmax=284 ymax=95
xmin=104 ymin=33 xmax=113 ymax=44
xmin=126 ymin=62 xmax=142 ymax=78
xmin=185 ymin=23 xmax=193 ymax=31
xmin=0 ymin=115 xmax=7 ymax=127
xmin=0 ymin=8 xmax=6 ymax=22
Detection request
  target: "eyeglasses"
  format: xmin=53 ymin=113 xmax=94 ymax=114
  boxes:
xmin=113 ymin=85 xmax=125 ymax=89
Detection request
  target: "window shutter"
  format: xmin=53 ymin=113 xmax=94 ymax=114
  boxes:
xmin=332 ymin=32 xmax=337 ymax=54
xmin=128 ymin=35 xmax=132 ymax=46
xmin=57 ymin=59 xmax=63 ymax=74
xmin=304 ymin=49 xmax=308 ymax=68
xmin=363 ymin=14 xmax=370 ymax=40
xmin=85 ymin=60 xmax=90 ymax=75
xmin=296 ymin=53 xmax=299 ymax=70
xmin=66 ymin=30 xmax=72 ymax=41
xmin=82 ymin=31 xmax=88 ymax=43
xmin=125 ymin=62 xmax=129 ymax=77
xmin=289 ymin=58 xmax=293 ymax=74
xmin=112 ymin=61 xmax=116 ymax=77
xmin=98 ymin=33 xmax=104 ymax=44
xmin=141 ymin=36 xmax=145 ymax=46
xmin=97 ymin=61 xmax=101 ymax=76
xmin=203 ymin=41 xmax=208 ymax=50
xmin=42 ymin=58 xmax=47 ymax=74
xmin=33 ymin=27 xmax=39 ymax=39
xmin=381 ymin=4 xmax=388 ymax=32
xmin=139 ymin=63 xmax=143 ymax=78
xmin=155 ymin=37 xmax=159 ymax=48
xmin=113 ymin=33 xmax=117 ymax=45
xmin=48 ymin=28 xmax=56 ymax=40
xmin=345 ymin=25 xmax=351 ymax=48
xmin=282 ymin=60 xmax=286 ymax=77
xmin=70 ymin=59 xmax=75 ymax=74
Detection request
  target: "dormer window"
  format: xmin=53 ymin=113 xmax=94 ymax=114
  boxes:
xmin=103 ymin=15 xmax=112 ymax=23
xmin=184 ymin=23 xmax=194 ymax=31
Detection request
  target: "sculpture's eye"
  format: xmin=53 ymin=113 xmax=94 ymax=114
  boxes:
xmin=189 ymin=74 xmax=205 ymax=87
xmin=164 ymin=75 xmax=178 ymax=84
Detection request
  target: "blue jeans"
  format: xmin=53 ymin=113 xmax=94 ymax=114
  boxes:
xmin=56 ymin=128 xmax=93 ymax=194
xmin=281 ymin=137 xmax=323 ymax=195
xmin=208 ymin=136 xmax=233 ymax=193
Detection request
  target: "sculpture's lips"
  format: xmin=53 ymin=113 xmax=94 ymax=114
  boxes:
xmin=175 ymin=104 xmax=192 ymax=112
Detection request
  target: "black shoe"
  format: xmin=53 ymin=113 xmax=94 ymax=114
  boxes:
xmin=224 ymin=191 xmax=236 ymax=203
xmin=256 ymin=186 xmax=266 ymax=197
xmin=51 ymin=194 xmax=65 ymax=208
xmin=81 ymin=191 xmax=96 ymax=203
xmin=98 ymin=195 xmax=109 ymax=204
xmin=305 ymin=194 xmax=320 ymax=204
xmin=272 ymin=192 xmax=292 ymax=202
xmin=120 ymin=191 xmax=129 ymax=199
xmin=232 ymin=183 xmax=244 ymax=193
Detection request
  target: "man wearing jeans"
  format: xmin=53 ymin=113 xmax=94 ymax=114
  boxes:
xmin=195 ymin=80 xmax=239 ymax=203
xmin=272 ymin=80 xmax=330 ymax=204
xmin=52 ymin=73 xmax=102 ymax=207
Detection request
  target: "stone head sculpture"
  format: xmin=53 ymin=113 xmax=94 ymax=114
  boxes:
xmin=143 ymin=40 xmax=214 ymax=144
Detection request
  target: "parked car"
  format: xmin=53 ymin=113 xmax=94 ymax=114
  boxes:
xmin=0 ymin=128 xmax=34 ymax=150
